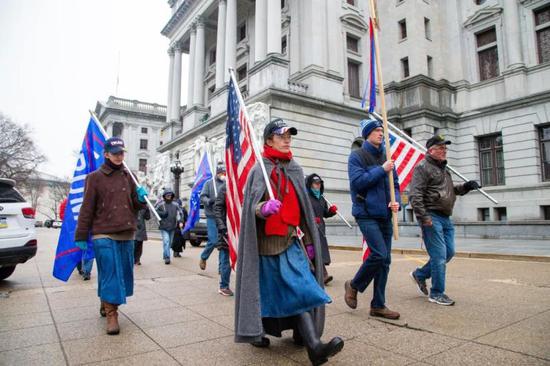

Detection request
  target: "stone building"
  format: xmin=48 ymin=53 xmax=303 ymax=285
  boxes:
xmin=158 ymin=0 xmax=550 ymax=239
xmin=94 ymin=96 xmax=167 ymax=176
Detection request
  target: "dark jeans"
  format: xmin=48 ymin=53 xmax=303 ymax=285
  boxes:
xmin=134 ymin=240 xmax=143 ymax=263
xmin=351 ymin=218 xmax=392 ymax=309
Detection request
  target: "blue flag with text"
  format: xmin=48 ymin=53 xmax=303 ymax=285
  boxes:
xmin=183 ymin=152 xmax=213 ymax=233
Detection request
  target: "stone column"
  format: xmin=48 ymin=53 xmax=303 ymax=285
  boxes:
xmin=171 ymin=45 xmax=183 ymax=121
xmin=224 ymin=0 xmax=237 ymax=81
xmin=193 ymin=17 xmax=206 ymax=105
xmin=504 ymin=2 xmax=524 ymax=69
xmin=215 ymin=0 xmax=227 ymax=89
xmin=266 ymin=0 xmax=281 ymax=55
xmin=254 ymin=0 xmax=267 ymax=62
xmin=166 ymin=47 xmax=175 ymax=122
xmin=186 ymin=26 xmax=197 ymax=108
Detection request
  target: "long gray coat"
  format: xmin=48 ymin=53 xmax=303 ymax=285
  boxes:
xmin=234 ymin=157 xmax=326 ymax=343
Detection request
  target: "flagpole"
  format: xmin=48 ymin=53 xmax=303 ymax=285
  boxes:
xmin=321 ymin=195 xmax=353 ymax=229
xmin=205 ymin=143 xmax=218 ymax=197
xmin=88 ymin=110 xmax=162 ymax=221
xmin=368 ymin=0 xmax=399 ymax=240
xmin=370 ymin=112 xmax=499 ymax=205
xmin=228 ymin=68 xmax=275 ymax=200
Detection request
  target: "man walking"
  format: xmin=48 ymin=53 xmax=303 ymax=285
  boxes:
xmin=408 ymin=135 xmax=480 ymax=306
xmin=199 ymin=165 xmax=225 ymax=270
xmin=74 ymin=137 xmax=148 ymax=335
xmin=155 ymin=188 xmax=182 ymax=264
xmin=343 ymin=119 xmax=401 ymax=319
xmin=213 ymin=182 xmax=233 ymax=296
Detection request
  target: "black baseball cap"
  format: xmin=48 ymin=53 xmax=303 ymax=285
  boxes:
xmin=426 ymin=135 xmax=451 ymax=149
xmin=263 ymin=118 xmax=298 ymax=142
xmin=104 ymin=137 xmax=127 ymax=154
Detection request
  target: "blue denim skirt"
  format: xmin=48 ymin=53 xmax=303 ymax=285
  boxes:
xmin=93 ymin=238 xmax=134 ymax=305
xmin=259 ymin=240 xmax=331 ymax=318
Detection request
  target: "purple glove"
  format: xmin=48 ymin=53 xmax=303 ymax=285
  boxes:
xmin=305 ymin=244 xmax=315 ymax=260
xmin=260 ymin=199 xmax=282 ymax=217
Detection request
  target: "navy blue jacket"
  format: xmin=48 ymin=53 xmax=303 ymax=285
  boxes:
xmin=348 ymin=141 xmax=400 ymax=219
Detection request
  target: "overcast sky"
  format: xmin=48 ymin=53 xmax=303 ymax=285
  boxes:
xmin=0 ymin=0 xmax=190 ymax=177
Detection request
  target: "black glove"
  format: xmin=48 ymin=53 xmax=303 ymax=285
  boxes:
xmin=464 ymin=180 xmax=481 ymax=192
xmin=218 ymin=228 xmax=228 ymax=238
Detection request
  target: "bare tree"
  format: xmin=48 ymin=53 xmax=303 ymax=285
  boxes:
xmin=45 ymin=180 xmax=70 ymax=220
xmin=22 ymin=177 xmax=46 ymax=211
xmin=0 ymin=112 xmax=46 ymax=184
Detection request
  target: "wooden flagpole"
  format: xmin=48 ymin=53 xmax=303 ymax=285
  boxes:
xmin=368 ymin=0 xmax=399 ymax=240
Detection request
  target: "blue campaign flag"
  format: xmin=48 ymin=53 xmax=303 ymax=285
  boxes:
xmin=183 ymin=152 xmax=213 ymax=233
xmin=361 ymin=17 xmax=377 ymax=113
xmin=52 ymin=117 xmax=106 ymax=281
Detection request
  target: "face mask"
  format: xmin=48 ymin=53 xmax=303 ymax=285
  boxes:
xmin=311 ymin=188 xmax=321 ymax=199
xmin=218 ymin=174 xmax=226 ymax=181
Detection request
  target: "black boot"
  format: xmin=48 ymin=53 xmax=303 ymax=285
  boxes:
xmin=251 ymin=337 xmax=270 ymax=348
xmin=296 ymin=312 xmax=344 ymax=366
xmin=292 ymin=328 xmax=304 ymax=346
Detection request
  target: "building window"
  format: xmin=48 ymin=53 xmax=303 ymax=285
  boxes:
xmin=540 ymin=125 xmax=550 ymax=181
xmin=542 ymin=206 xmax=550 ymax=220
xmin=139 ymin=139 xmax=148 ymax=150
xmin=427 ymin=55 xmax=433 ymax=77
xmin=401 ymin=57 xmax=410 ymax=78
xmin=237 ymin=65 xmax=247 ymax=81
xmin=476 ymin=27 xmax=499 ymax=81
xmin=347 ymin=60 xmax=361 ymax=98
xmin=346 ymin=0 xmax=356 ymax=5
xmin=478 ymin=134 xmax=505 ymax=186
xmin=281 ymin=36 xmax=287 ymax=55
xmin=139 ymin=159 xmax=147 ymax=175
xmin=403 ymin=128 xmax=412 ymax=137
xmin=478 ymin=208 xmax=490 ymax=221
xmin=281 ymin=0 xmax=285 ymax=8
xmin=398 ymin=19 xmax=407 ymax=40
xmin=112 ymin=122 xmax=123 ymax=138
xmin=208 ymin=85 xmax=215 ymax=100
xmin=209 ymin=49 xmax=216 ymax=65
xmin=424 ymin=17 xmax=431 ymax=40
xmin=346 ymin=34 xmax=359 ymax=53
xmin=238 ymin=23 xmax=246 ymax=42
xmin=475 ymin=0 xmax=487 ymax=5
xmin=141 ymin=127 xmax=148 ymax=134
xmin=494 ymin=207 xmax=507 ymax=221
xmin=535 ymin=5 xmax=550 ymax=64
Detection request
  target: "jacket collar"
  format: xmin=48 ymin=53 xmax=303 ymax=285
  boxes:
xmin=362 ymin=140 xmax=384 ymax=155
xmin=426 ymin=154 xmax=447 ymax=169
xmin=99 ymin=163 xmax=126 ymax=176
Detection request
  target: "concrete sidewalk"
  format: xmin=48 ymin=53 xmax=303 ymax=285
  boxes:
xmin=1 ymin=228 xmax=549 ymax=365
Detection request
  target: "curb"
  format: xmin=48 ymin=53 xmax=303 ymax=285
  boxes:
xmin=329 ymin=245 xmax=550 ymax=263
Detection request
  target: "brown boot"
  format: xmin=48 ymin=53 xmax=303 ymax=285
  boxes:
xmin=370 ymin=306 xmax=400 ymax=320
xmin=99 ymin=301 xmax=106 ymax=317
xmin=104 ymin=302 xmax=120 ymax=335
xmin=344 ymin=280 xmax=358 ymax=309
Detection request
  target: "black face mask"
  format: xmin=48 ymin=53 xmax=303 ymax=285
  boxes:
xmin=105 ymin=158 xmax=122 ymax=170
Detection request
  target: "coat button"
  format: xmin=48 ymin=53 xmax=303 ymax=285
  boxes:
xmin=114 ymin=206 xmax=117 ymax=209
xmin=127 ymin=222 xmax=131 ymax=225
xmin=124 ymin=205 xmax=128 ymax=209
xmin=122 ymin=188 xmax=126 ymax=191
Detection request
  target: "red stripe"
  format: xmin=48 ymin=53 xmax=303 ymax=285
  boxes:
xmin=391 ymin=141 xmax=405 ymax=161
xmin=397 ymin=147 xmax=415 ymax=176
xmin=400 ymin=153 xmax=425 ymax=191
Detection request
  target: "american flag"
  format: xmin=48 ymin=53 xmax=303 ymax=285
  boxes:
xmin=225 ymin=77 xmax=257 ymax=267
xmin=361 ymin=129 xmax=425 ymax=261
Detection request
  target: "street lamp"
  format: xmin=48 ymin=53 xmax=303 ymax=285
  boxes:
xmin=170 ymin=157 xmax=184 ymax=199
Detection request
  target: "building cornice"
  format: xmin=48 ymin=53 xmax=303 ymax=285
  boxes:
xmin=161 ymin=0 xmax=200 ymax=37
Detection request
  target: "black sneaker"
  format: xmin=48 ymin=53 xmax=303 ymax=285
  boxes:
xmin=410 ymin=271 xmax=428 ymax=296
xmin=164 ymin=258 xmax=171 ymax=265
xmin=429 ymin=294 xmax=455 ymax=306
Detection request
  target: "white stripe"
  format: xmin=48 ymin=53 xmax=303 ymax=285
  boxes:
xmin=393 ymin=144 xmax=410 ymax=169
xmin=71 ymin=204 xmax=82 ymax=213
xmin=399 ymin=150 xmax=422 ymax=184
xmin=72 ymin=174 xmax=87 ymax=183
xmin=237 ymin=145 xmax=252 ymax=176
xmin=70 ymin=197 xmax=83 ymax=205
xmin=69 ymin=187 xmax=84 ymax=194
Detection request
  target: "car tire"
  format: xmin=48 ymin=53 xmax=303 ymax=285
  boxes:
xmin=0 ymin=266 xmax=16 ymax=281
xmin=190 ymin=239 xmax=202 ymax=247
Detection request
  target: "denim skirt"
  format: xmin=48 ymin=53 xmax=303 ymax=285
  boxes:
xmin=93 ymin=238 xmax=134 ymax=305
xmin=259 ymin=240 xmax=331 ymax=318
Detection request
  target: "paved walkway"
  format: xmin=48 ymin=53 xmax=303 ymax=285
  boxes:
xmin=1 ymin=228 xmax=549 ymax=365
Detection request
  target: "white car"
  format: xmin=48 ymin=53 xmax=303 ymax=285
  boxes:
xmin=0 ymin=178 xmax=37 ymax=280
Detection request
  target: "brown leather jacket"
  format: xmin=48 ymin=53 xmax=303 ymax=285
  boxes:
xmin=75 ymin=164 xmax=145 ymax=241
xmin=409 ymin=155 xmax=467 ymax=223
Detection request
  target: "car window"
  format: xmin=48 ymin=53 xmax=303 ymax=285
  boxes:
xmin=0 ymin=182 xmax=26 ymax=203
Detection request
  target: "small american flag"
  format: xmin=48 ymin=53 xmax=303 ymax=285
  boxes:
xmin=225 ymin=77 xmax=257 ymax=267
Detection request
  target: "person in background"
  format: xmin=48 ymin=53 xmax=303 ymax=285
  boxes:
xmin=305 ymin=173 xmax=338 ymax=285
xmin=213 ymin=182 xmax=233 ymax=296
xmin=134 ymin=207 xmax=150 ymax=265
xmin=155 ymin=188 xmax=182 ymax=265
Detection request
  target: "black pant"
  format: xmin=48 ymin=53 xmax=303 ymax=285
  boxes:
xmin=134 ymin=240 xmax=143 ymax=263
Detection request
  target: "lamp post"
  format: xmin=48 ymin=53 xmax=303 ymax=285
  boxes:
xmin=170 ymin=156 xmax=184 ymax=199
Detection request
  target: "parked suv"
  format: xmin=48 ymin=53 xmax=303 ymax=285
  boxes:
xmin=189 ymin=211 xmax=208 ymax=247
xmin=0 ymin=178 xmax=37 ymax=280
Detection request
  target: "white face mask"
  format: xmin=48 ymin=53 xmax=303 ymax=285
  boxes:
xmin=218 ymin=174 xmax=226 ymax=181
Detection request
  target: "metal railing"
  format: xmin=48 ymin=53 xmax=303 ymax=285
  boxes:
xmin=106 ymin=96 xmax=167 ymax=115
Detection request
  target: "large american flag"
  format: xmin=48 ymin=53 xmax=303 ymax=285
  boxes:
xmin=225 ymin=77 xmax=257 ymax=267
xmin=362 ymin=129 xmax=425 ymax=261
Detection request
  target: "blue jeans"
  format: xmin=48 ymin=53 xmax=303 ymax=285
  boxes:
xmin=82 ymin=258 xmax=93 ymax=275
xmin=200 ymin=217 xmax=219 ymax=262
xmin=160 ymin=230 xmax=174 ymax=260
xmin=219 ymin=248 xmax=231 ymax=289
xmin=414 ymin=212 xmax=455 ymax=297
xmin=94 ymin=238 xmax=134 ymax=305
xmin=351 ymin=218 xmax=392 ymax=308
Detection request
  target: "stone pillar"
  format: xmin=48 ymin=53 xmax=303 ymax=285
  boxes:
xmin=193 ymin=18 xmax=206 ymax=105
xmin=254 ymin=0 xmax=267 ymax=62
xmin=266 ymin=0 xmax=281 ymax=55
xmin=224 ymin=0 xmax=237 ymax=81
xmin=166 ymin=47 xmax=175 ymax=122
xmin=171 ymin=45 xmax=183 ymax=122
xmin=186 ymin=26 xmax=197 ymax=108
xmin=504 ymin=2 xmax=524 ymax=69
xmin=215 ymin=0 xmax=227 ymax=89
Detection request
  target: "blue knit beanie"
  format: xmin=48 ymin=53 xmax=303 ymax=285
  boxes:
xmin=360 ymin=119 xmax=383 ymax=139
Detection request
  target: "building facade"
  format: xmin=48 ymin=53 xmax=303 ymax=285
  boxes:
xmin=95 ymin=96 xmax=167 ymax=176
xmin=159 ymin=0 xmax=550 ymax=239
